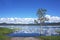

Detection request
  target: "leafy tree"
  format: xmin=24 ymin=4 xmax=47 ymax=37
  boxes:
xmin=37 ymin=8 xmax=47 ymax=23
xmin=34 ymin=8 xmax=49 ymax=36
xmin=34 ymin=19 xmax=38 ymax=24
xmin=34 ymin=8 xmax=49 ymax=23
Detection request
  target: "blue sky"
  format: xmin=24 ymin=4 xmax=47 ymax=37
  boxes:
xmin=0 ymin=0 xmax=60 ymax=18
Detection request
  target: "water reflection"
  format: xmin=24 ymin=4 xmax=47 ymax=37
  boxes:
xmin=0 ymin=25 xmax=60 ymax=36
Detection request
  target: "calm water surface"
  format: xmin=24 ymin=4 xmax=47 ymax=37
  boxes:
xmin=0 ymin=25 xmax=60 ymax=36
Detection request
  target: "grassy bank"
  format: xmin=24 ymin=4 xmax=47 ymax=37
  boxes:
xmin=39 ymin=36 xmax=60 ymax=40
xmin=0 ymin=27 xmax=14 ymax=40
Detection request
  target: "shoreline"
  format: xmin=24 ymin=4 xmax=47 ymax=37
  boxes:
xmin=11 ymin=37 xmax=40 ymax=40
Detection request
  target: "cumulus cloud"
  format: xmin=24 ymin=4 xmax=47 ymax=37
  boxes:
xmin=0 ymin=15 xmax=60 ymax=24
xmin=45 ymin=15 xmax=60 ymax=23
xmin=0 ymin=18 xmax=36 ymax=24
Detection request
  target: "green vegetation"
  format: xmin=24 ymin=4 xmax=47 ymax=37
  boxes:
xmin=0 ymin=27 xmax=13 ymax=34
xmin=55 ymin=30 xmax=60 ymax=34
xmin=39 ymin=36 xmax=60 ymax=40
xmin=0 ymin=34 xmax=11 ymax=40
xmin=0 ymin=27 xmax=14 ymax=40
xmin=37 ymin=8 xmax=46 ymax=20
xmin=34 ymin=8 xmax=49 ymax=23
xmin=13 ymin=28 xmax=21 ymax=31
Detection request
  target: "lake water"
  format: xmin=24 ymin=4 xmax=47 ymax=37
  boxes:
xmin=0 ymin=25 xmax=60 ymax=36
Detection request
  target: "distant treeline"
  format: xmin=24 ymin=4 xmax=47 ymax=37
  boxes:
xmin=0 ymin=22 xmax=60 ymax=26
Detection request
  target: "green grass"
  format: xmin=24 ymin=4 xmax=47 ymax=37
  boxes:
xmin=0 ymin=34 xmax=11 ymax=40
xmin=0 ymin=27 xmax=14 ymax=40
xmin=0 ymin=27 xmax=13 ymax=34
xmin=39 ymin=36 xmax=60 ymax=40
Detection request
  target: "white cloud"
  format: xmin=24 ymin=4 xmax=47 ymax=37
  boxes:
xmin=0 ymin=15 xmax=60 ymax=24
xmin=45 ymin=15 xmax=60 ymax=23
xmin=0 ymin=18 xmax=36 ymax=24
